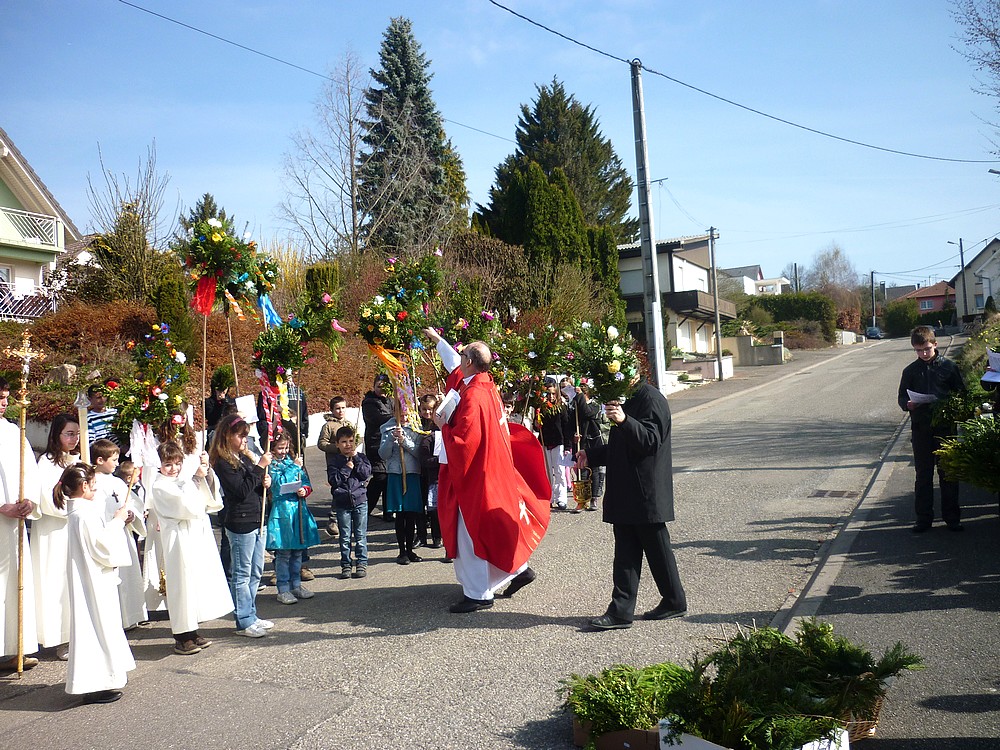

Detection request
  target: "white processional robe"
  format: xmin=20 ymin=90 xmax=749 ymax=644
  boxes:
xmin=65 ymin=497 xmax=136 ymax=695
xmin=32 ymin=454 xmax=72 ymax=647
xmin=0 ymin=420 xmax=41 ymax=657
xmin=150 ymin=471 xmax=232 ymax=634
xmin=96 ymin=473 xmax=148 ymax=629
xmin=135 ymin=427 xmax=205 ymax=613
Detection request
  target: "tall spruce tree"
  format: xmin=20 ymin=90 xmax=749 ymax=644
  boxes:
xmin=358 ymin=17 xmax=467 ymax=256
xmin=479 ymin=78 xmax=636 ymax=242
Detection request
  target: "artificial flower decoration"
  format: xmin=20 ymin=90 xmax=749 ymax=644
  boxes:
xmin=109 ymin=323 xmax=190 ymax=430
xmin=568 ymin=321 xmax=641 ymax=403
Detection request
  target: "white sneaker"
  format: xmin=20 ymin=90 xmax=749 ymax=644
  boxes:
xmin=276 ymin=591 xmax=298 ymax=605
xmin=291 ymin=586 xmax=314 ymax=600
xmin=237 ymin=623 xmax=267 ymax=638
xmin=254 ymin=618 xmax=275 ymax=630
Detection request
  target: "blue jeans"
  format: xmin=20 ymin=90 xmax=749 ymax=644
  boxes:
xmin=335 ymin=505 xmax=368 ymax=570
xmin=226 ymin=528 xmax=265 ymax=630
xmin=274 ymin=548 xmax=303 ymax=593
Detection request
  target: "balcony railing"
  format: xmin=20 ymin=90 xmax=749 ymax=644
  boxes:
xmin=0 ymin=207 xmax=58 ymax=247
xmin=0 ymin=280 xmax=56 ymax=320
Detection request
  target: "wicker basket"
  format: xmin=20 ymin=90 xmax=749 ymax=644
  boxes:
xmin=843 ymin=696 xmax=884 ymax=743
xmin=571 ymin=467 xmax=592 ymax=511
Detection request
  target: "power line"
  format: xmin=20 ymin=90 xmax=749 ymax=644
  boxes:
xmin=115 ymin=0 xmax=515 ymax=145
xmin=486 ymin=0 xmax=1000 ymax=164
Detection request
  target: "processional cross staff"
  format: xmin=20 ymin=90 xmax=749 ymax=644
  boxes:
xmin=3 ymin=331 xmax=44 ymax=676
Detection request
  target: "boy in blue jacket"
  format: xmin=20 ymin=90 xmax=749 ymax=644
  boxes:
xmin=327 ymin=426 xmax=372 ymax=578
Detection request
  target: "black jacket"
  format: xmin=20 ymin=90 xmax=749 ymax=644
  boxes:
xmin=214 ymin=454 xmax=266 ymax=534
xmin=361 ymin=390 xmax=393 ymax=470
xmin=587 ymin=382 xmax=674 ymax=524
xmin=538 ymin=402 xmax=571 ymax=450
xmin=571 ymin=392 xmax=605 ymax=452
xmin=897 ymin=354 xmax=965 ymax=432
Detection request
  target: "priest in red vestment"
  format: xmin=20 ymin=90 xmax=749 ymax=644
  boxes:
xmin=425 ymin=331 xmax=550 ymax=613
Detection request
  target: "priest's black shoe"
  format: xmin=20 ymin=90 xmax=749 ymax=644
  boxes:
xmin=588 ymin=614 xmax=632 ymax=630
xmin=83 ymin=690 xmax=123 ymax=704
xmin=641 ymin=602 xmax=687 ymax=621
xmin=497 ymin=567 xmax=536 ymax=598
xmin=449 ymin=596 xmax=494 ymax=613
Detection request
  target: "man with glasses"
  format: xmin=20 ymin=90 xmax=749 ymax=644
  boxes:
xmin=897 ymin=326 xmax=966 ymax=532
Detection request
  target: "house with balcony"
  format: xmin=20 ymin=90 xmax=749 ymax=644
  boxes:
xmin=0 ymin=126 xmax=80 ymax=319
xmin=617 ymin=234 xmax=737 ymax=355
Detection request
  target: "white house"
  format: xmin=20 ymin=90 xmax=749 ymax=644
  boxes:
xmin=618 ymin=234 xmax=736 ymax=355
xmin=0 ymin=126 xmax=79 ymax=318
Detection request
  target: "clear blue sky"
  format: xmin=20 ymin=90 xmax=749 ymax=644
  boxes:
xmin=4 ymin=0 xmax=1000 ymax=289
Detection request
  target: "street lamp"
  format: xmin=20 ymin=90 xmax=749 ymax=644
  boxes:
xmin=947 ymin=239 xmax=969 ymax=320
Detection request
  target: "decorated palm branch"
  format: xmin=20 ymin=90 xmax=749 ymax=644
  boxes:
xmin=568 ymin=321 xmax=641 ymax=404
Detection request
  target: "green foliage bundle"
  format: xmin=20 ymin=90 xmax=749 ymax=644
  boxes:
xmin=747 ymin=293 xmax=837 ymax=343
xmin=378 ymin=254 xmax=443 ymax=314
xmin=936 ymin=416 xmax=1000 ymax=492
xmin=251 ymin=324 xmax=307 ymax=382
xmin=882 ymin=298 xmax=920 ymax=338
xmin=561 ymin=619 xmax=922 ymax=750
xmin=931 ymin=382 xmax=990 ymax=428
xmin=110 ymin=322 xmax=190 ymax=430
xmin=210 ymin=365 xmax=236 ymax=391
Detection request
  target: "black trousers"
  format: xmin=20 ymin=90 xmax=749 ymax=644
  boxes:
xmin=608 ymin=522 xmax=686 ymax=622
xmin=366 ymin=472 xmax=388 ymax=516
xmin=911 ymin=428 xmax=960 ymax=526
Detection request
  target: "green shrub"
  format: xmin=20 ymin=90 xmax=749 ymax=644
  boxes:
xmin=882 ymin=298 xmax=920 ymax=337
xmin=747 ymin=293 xmax=836 ymax=342
xmin=151 ymin=271 xmax=201 ymax=365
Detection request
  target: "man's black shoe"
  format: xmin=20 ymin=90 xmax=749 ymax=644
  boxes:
xmin=947 ymin=523 xmax=965 ymax=532
xmin=406 ymin=551 xmax=423 ymax=563
xmin=588 ymin=614 xmax=632 ymax=630
xmin=641 ymin=603 xmax=687 ymax=621
xmin=911 ymin=523 xmax=932 ymax=533
xmin=497 ymin=567 xmax=536 ymax=598
xmin=449 ymin=596 xmax=493 ymax=613
xmin=83 ymin=690 xmax=123 ymax=704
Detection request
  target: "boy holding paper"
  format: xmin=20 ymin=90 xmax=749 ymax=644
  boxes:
xmin=897 ymin=325 xmax=966 ymax=532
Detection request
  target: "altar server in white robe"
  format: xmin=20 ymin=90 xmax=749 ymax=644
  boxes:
xmin=0 ymin=379 xmax=41 ymax=671
xmin=32 ymin=413 xmax=80 ymax=659
xmin=92 ymin=439 xmax=148 ymax=630
xmin=60 ymin=462 xmax=135 ymax=704
xmin=135 ymin=411 xmax=203 ymax=612
xmin=150 ymin=441 xmax=233 ymax=656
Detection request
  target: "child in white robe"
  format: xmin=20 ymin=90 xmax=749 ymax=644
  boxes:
xmin=32 ymin=413 xmax=81 ymax=660
xmin=59 ymin=462 xmax=135 ymax=704
xmin=150 ymin=441 xmax=233 ymax=655
xmin=92 ymin=439 xmax=148 ymax=630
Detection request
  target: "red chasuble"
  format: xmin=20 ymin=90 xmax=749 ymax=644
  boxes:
xmin=438 ymin=371 xmax=550 ymax=573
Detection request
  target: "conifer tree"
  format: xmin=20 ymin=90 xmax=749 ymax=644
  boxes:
xmin=358 ymin=17 xmax=467 ymax=255
xmin=480 ymin=78 xmax=636 ymax=242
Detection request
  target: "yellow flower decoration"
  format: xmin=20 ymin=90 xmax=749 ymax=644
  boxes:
xmin=211 ymin=232 xmax=222 ymax=242
xmin=361 ymin=309 xmax=371 ymax=319
xmin=607 ymin=360 xmax=621 ymax=374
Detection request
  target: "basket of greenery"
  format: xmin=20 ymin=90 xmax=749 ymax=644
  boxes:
xmin=935 ymin=415 xmax=1000 ymax=493
xmin=560 ymin=619 xmax=922 ymax=750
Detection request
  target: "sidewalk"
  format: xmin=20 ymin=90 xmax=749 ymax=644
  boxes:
xmin=785 ymin=422 xmax=1000 ymax=748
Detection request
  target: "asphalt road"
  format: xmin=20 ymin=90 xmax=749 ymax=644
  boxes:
xmin=0 ymin=339 xmax=943 ymax=749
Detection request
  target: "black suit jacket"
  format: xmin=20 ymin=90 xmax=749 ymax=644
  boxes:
xmin=587 ymin=382 xmax=674 ymax=524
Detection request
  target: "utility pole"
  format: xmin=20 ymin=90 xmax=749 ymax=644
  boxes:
xmin=709 ymin=227 xmax=724 ymax=381
xmin=630 ymin=59 xmax=666 ymax=389
xmin=870 ymin=271 xmax=876 ymax=329
xmin=959 ymin=238 xmax=969 ymax=320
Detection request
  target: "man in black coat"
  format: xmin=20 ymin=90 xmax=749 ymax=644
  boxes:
xmin=578 ymin=380 xmax=687 ymax=630
xmin=361 ymin=373 xmax=394 ymax=520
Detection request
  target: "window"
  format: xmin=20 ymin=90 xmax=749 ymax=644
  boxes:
xmin=0 ymin=267 xmax=10 ymax=286
xmin=919 ymin=300 xmax=934 ymax=311
xmin=975 ymin=294 xmax=985 ymax=310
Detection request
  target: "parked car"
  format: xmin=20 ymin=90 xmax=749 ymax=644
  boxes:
xmin=865 ymin=326 xmax=883 ymax=339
